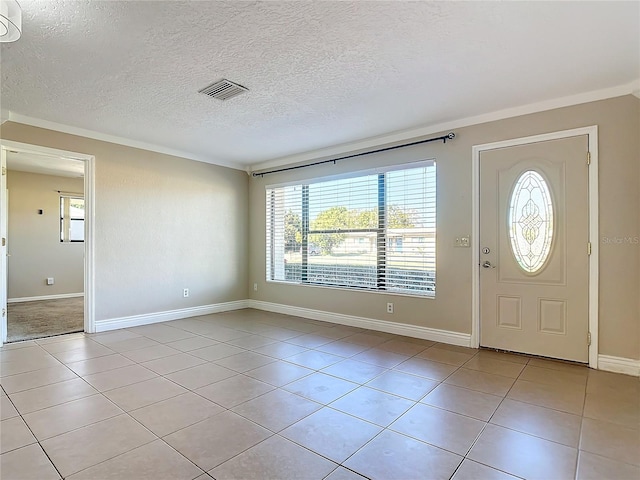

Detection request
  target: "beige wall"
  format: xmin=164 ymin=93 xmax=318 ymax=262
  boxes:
xmin=7 ymin=170 xmax=84 ymax=299
xmin=1 ymin=123 xmax=249 ymax=324
xmin=249 ymin=95 xmax=640 ymax=360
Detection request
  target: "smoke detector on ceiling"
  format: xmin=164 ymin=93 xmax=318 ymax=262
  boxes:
xmin=199 ymin=79 xmax=248 ymax=101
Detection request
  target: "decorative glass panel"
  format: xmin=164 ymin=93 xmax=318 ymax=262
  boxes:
xmin=508 ymin=170 xmax=554 ymax=273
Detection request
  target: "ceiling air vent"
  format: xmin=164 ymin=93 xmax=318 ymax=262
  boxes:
xmin=199 ymin=79 xmax=248 ymax=101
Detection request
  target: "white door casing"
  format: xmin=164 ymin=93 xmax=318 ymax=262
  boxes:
xmin=0 ymin=148 xmax=7 ymax=342
xmin=0 ymin=141 xmax=96 ymax=342
xmin=472 ymin=127 xmax=599 ymax=368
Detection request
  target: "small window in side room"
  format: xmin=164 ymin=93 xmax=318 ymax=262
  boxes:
xmin=60 ymin=195 xmax=84 ymax=242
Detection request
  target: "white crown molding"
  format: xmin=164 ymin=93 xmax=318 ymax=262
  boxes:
xmin=250 ymin=80 xmax=640 ymax=173
xmin=95 ymin=300 xmax=249 ymax=332
xmin=249 ymin=300 xmax=471 ymax=347
xmin=8 ymin=293 xmax=84 ymax=303
xmin=598 ymin=355 xmax=640 ymax=377
xmin=3 ymin=112 xmax=244 ymax=171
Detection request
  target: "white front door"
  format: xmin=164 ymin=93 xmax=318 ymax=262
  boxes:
xmin=479 ymin=135 xmax=590 ymax=362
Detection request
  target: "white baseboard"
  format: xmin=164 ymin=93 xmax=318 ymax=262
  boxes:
xmin=598 ymin=355 xmax=640 ymax=377
xmin=248 ymin=300 xmax=472 ymax=347
xmin=95 ymin=300 xmax=250 ymax=332
xmin=8 ymin=293 xmax=84 ymax=303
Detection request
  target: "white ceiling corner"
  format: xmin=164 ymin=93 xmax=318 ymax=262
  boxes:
xmin=1 ymin=1 xmax=638 ymax=171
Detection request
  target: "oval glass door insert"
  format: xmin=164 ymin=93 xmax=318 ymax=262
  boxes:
xmin=508 ymin=170 xmax=554 ymax=273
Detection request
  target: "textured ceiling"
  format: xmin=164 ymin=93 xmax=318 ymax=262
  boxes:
xmin=1 ymin=1 xmax=638 ymax=170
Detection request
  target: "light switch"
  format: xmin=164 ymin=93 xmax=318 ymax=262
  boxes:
xmin=455 ymin=236 xmax=470 ymax=248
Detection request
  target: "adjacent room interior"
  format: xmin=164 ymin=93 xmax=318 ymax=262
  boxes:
xmin=0 ymin=1 xmax=638 ymax=480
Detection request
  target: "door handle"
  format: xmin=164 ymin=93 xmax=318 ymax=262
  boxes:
xmin=482 ymin=261 xmax=496 ymax=269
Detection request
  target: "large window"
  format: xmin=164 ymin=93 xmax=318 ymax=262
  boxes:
xmin=266 ymin=161 xmax=436 ymax=296
xmin=60 ymin=195 xmax=84 ymax=242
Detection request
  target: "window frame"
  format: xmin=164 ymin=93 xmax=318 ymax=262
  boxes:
xmin=60 ymin=194 xmax=85 ymax=243
xmin=266 ymin=160 xmax=436 ymax=297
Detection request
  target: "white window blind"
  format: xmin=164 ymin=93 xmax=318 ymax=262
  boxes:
xmin=266 ymin=161 xmax=436 ymax=296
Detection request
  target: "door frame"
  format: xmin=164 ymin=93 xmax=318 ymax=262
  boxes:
xmin=471 ymin=126 xmax=599 ymax=368
xmin=0 ymin=140 xmax=96 ymax=342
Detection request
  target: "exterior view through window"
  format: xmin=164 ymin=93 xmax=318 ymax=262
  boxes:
xmin=60 ymin=195 xmax=85 ymax=242
xmin=266 ymin=161 xmax=436 ymax=296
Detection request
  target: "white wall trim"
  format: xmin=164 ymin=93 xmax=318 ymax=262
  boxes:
xmin=4 ymin=112 xmax=243 ymax=171
xmin=95 ymin=300 xmax=250 ymax=332
xmin=249 ymin=300 xmax=472 ymax=347
xmin=250 ymin=81 xmax=637 ymax=173
xmin=471 ymin=126 xmax=599 ymax=368
xmin=8 ymin=293 xmax=84 ymax=303
xmin=598 ymin=355 xmax=640 ymax=377
xmin=1 ymin=140 xmax=96 ymax=341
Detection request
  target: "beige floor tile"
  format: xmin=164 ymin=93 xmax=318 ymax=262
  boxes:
xmin=141 ymin=353 xmax=207 ymax=375
xmin=527 ymin=358 xmax=589 ymax=376
xmin=189 ymin=343 xmax=245 ymax=362
xmin=253 ymin=341 xmax=309 ymax=359
xmin=0 ymin=355 xmax=62 ymax=377
xmin=416 ymin=346 xmax=476 ymax=366
xmin=281 ymin=407 xmax=382 ymax=462
xmin=321 ymin=359 xmax=387 ymax=384
xmin=82 ymin=364 xmax=158 ymax=392
xmin=51 ymin=343 xmax=115 ymax=364
xmin=344 ymin=429 xmax=462 ymax=480
xmin=214 ymin=351 xmax=276 ymax=373
xmin=476 ymin=349 xmax=530 ymax=365
xmin=245 ymin=360 xmax=313 ymax=387
xmin=580 ymin=417 xmax=640 ymax=466
xmin=421 ymin=383 xmax=503 ymax=421
xmin=129 ymin=392 xmax=225 ymax=437
xmin=583 ymin=392 xmax=640 ymax=427
xmin=284 ymin=372 xmax=359 ymax=404
xmin=462 ymin=355 xmax=526 ymax=378
xmin=9 ymin=377 xmax=97 ymax=414
xmin=330 ymin=386 xmax=414 ymax=427
xmin=351 ymin=348 xmax=409 ymax=369
xmin=576 ymin=450 xmax=640 ymax=480
xmin=127 ymin=324 xmax=195 ymax=344
xmin=0 ymin=364 xmax=77 ymax=394
xmin=35 ymin=333 xmax=86 ymax=345
xmin=490 ymin=398 xmax=582 ymax=447
xmin=41 ymin=414 xmax=155 ymax=477
xmin=106 ymin=336 xmax=161 ymax=353
xmin=1 ymin=346 xmax=52 ymax=363
xmin=199 ymin=327 xmax=250 ymax=343
xmin=225 ymin=334 xmax=277 ymax=349
xmin=366 ymin=369 xmax=439 ymax=401
xmin=195 ymin=374 xmax=274 ymax=408
xmin=88 ymin=330 xmax=142 ymax=346
xmin=121 ymin=344 xmax=181 ymax=363
xmin=165 ymin=363 xmax=237 ymax=390
xmin=393 ymin=357 xmax=458 ymax=381
xmin=23 ymin=394 xmax=123 ymax=440
xmin=452 ymin=459 xmax=519 ymax=480
xmin=210 ymin=434 xmax=336 ymax=480
xmin=285 ymin=350 xmax=345 ymax=370
xmin=232 ymin=389 xmax=321 ymax=432
xmin=315 ymin=340 xmax=370 ymax=357
xmin=0 ymin=444 xmax=61 ymax=480
xmin=66 ymin=440 xmax=203 ymax=480
xmin=164 ymin=411 xmax=272 ymax=471
xmin=66 ymin=353 xmax=135 ymax=376
xmin=587 ymin=369 xmax=640 ymax=399
xmin=444 ymin=368 xmax=515 ymax=396
xmin=468 ymin=424 xmax=577 ymax=479
xmin=0 ymin=340 xmax=38 ymax=350
xmin=324 ymin=467 xmax=368 ymax=480
xmin=507 ymin=379 xmax=585 ymax=414
xmin=1 ymin=416 xmax=37 ymax=454
xmin=376 ymin=339 xmax=430 ymax=356
xmin=102 ymin=376 xmax=187 ymax=411
xmin=165 ymin=336 xmax=218 ymax=352
xmin=343 ymin=332 xmax=388 ymax=347
xmin=285 ymin=333 xmax=335 ymax=348
xmin=0 ymin=393 xmax=19 ymax=420
xmin=41 ymin=338 xmax=101 ymax=354
xmin=390 ymin=403 xmax=485 ymax=455
xmin=519 ymin=364 xmax=588 ymax=388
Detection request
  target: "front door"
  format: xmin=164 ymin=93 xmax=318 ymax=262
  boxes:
xmin=479 ymin=135 xmax=589 ymax=362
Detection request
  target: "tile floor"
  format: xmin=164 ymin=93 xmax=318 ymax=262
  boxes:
xmin=1 ymin=309 xmax=638 ymax=480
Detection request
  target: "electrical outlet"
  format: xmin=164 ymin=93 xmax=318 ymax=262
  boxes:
xmin=253 ymin=283 xmax=258 ymax=291
xmin=386 ymin=302 xmax=394 ymax=314
xmin=183 ymin=288 xmax=189 ymax=298
xmin=46 ymin=277 xmax=54 ymax=285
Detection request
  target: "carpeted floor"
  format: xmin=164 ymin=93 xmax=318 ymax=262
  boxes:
xmin=7 ymin=297 xmax=84 ymax=342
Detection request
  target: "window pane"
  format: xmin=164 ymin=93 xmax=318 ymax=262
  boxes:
xmin=69 ymin=219 xmax=84 ymax=242
xmin=69 ymin=198 xmax=84 ymax=219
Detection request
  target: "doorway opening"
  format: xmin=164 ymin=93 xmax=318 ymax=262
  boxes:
xmin=0 ymin=141 xmax=95 ymax=343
